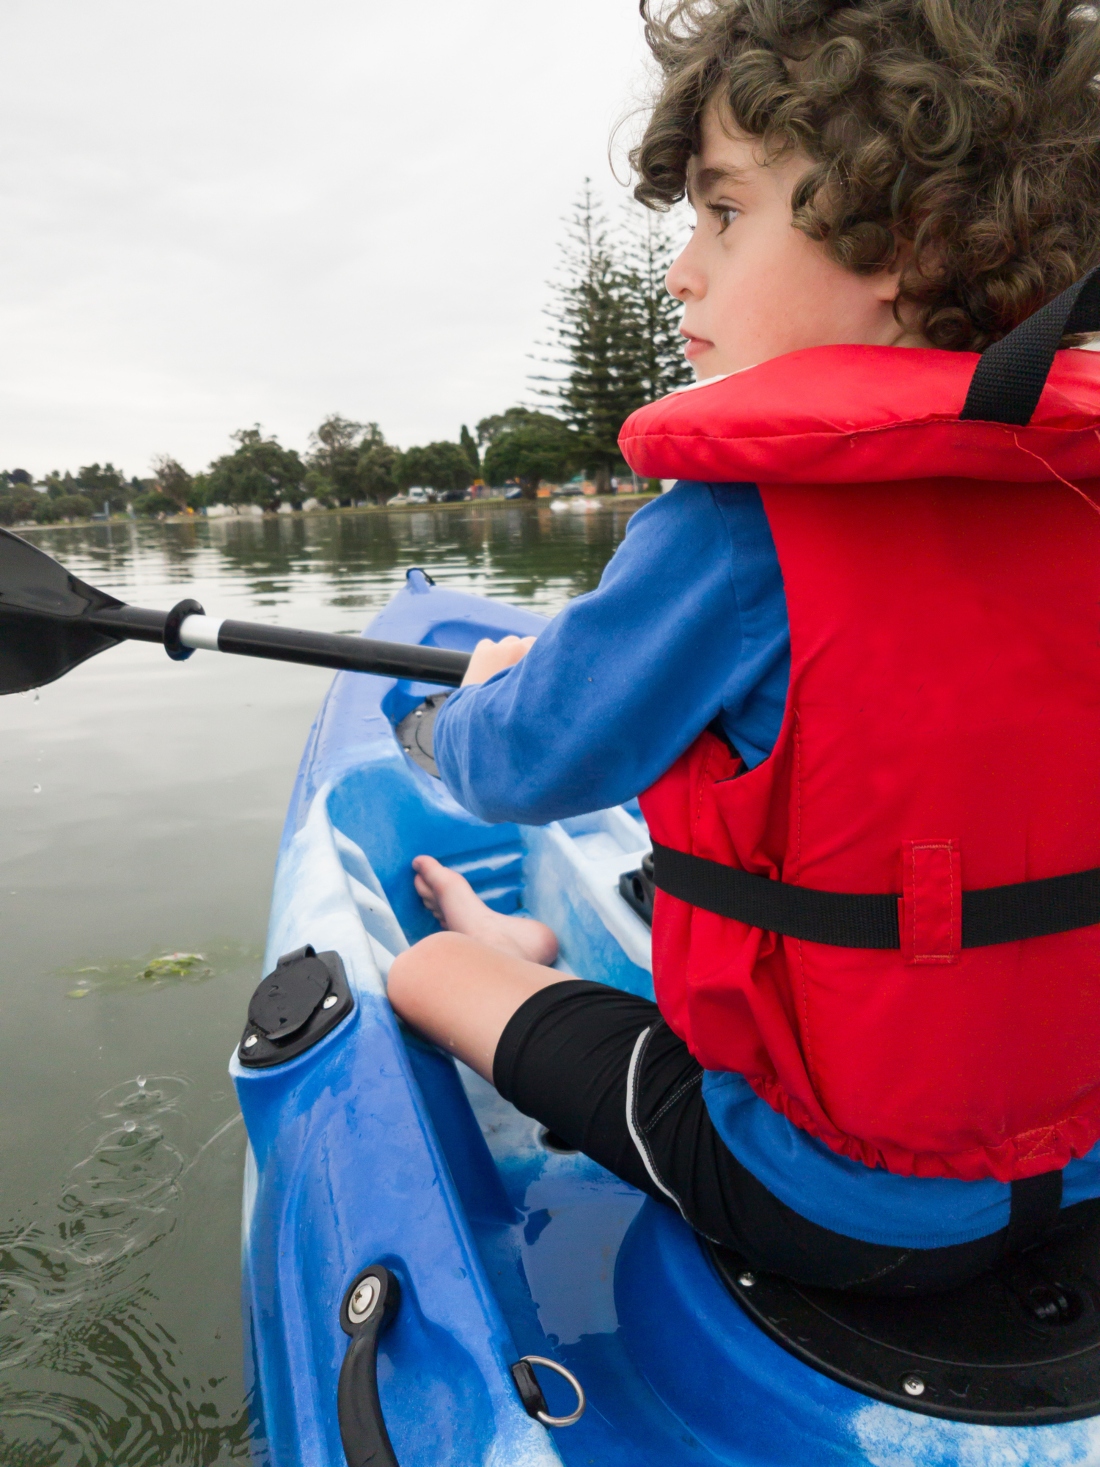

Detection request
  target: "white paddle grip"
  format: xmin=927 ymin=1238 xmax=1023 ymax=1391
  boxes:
xmin=178 ymin=614 xmax=224 ymax=652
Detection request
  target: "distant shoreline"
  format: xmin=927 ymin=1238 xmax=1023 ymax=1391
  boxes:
xmin=12 ymin=492 xmax=658 ymax=532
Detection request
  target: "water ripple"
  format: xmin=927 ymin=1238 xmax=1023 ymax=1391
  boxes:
xmin=0 ymin=1077 xmax=252 ymax=1465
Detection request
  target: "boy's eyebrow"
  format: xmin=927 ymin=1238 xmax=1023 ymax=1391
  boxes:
xmin=690 ymin=164 xmax=751 ymax=195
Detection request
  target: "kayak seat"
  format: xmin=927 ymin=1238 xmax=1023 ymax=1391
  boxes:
xmin=395 ymin=691 xmax=451 ymax=779
xmin=708 ymin=1212 xmax=1100 ymax=1425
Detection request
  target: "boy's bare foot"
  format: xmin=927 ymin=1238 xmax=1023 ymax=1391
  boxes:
xmin=411 ymin=855 xmax=559 ymax=966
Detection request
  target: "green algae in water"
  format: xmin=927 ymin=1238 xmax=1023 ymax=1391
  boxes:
xmin=139 ymin=952 xmax=209 ymax=981
xmin=64 ymin=944 xmax=247 ymax=1003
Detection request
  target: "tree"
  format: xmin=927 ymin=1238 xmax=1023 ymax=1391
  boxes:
xmin=476 ymin=407 xmax=566 ymax=447
xmin=0 ymin=487 xmax=39 ymax=525
xmin=460 ymin=425 xmax=480 ymax=477
xmin=36 ymin=493 xmax=93 ymax=523
xmin=619 ymin=205 xmax=694 ymax=401
xmin=356 ymin=442 xmax=398 ymax=503
xmin=9 ymin=469 xmax=32 ymax=486
xmin=306 ymin=416 xmax=395 ymax=504
xmin=44 ymin=471 xmax=78 ymax=500
xmin=302 ymin=469 xmax=336 ymax=508
xmin=483 ymin=420 xmax=585 ymax=498
xmin=205 ymin=426 xmax=306 ymax=511
xmin=76 ymin=463 xmax=128 ymax=513
xmin=133 ymin=488 xmax=181 ymax=517
xmin=151 ymin=455 xmax=197 ymax=511
xmin=536 ymin=185 xmax=646 ymax=491
xmin=308 ymin=415 xmax=364 ymax=503
xmin=395 ymin=441 xmax=475 ymax=494
xmin=479 ymin=408 xmax=585 ymax=498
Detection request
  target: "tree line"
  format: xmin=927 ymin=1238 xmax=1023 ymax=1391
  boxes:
xmin=0 ymin=190 xmax=689 ymax=525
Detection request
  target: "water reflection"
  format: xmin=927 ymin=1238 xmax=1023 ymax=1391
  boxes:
xmin=29 ymin=503 xmax=633 ymax=632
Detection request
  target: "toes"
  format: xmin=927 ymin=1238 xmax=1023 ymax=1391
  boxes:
xmin=413 ymin=873 xmax=442 ymax=909
xmin=413 ymin=855 xmax=456 ymax=891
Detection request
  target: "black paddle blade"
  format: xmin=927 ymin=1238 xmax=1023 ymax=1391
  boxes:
xmin=0 ymin=528 xmax=126 ymax=694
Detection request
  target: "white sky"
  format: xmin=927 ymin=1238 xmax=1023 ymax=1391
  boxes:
xmin=0 ymin=0 xmax=665 ymax=480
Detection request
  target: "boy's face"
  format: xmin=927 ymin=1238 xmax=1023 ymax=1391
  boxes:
xmin=668 ymin=100 xmax=921 ymax=380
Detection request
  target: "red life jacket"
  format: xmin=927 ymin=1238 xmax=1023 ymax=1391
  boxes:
xmin=618 ymin=292 xmax=1100 ymax=1185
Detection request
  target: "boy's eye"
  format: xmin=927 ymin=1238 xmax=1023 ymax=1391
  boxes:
xmin=706 ymin=202 xmax=740 ymax=233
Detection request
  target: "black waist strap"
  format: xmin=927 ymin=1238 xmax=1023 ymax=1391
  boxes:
xmin=1007 ymin=1171 xmax=1063 ymax=1256
xmin=650 ymin=843 xmax=1100 ymax=950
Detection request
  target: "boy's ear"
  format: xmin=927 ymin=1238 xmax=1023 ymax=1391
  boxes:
xmin=871 ymin=237 xmax=916 ymax=303
xmin=872 ymin=238 xmax=931 ymax=345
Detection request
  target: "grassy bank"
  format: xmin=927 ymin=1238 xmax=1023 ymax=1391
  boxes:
xmin=13 ymin=493 xmax=659 ymax=533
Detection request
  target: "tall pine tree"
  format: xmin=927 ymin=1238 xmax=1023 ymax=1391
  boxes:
xmin=536 ymin=185 xmax=642 ymax=490
xmin=619 ymin=204 xmax=694 ymax=402
xmin=536 ymin=186 xmax=690 ymax=489
xmin=459 ymin=424 xmax=481 ymax=477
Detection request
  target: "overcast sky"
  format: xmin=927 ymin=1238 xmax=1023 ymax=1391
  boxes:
xmin=0 ymin=0 xmax=671 ymax=480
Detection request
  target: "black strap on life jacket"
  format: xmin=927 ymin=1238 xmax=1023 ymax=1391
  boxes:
xmin=961 ymin=262 xmax=1100 ymax=424
xmin=1007 ymin=1171 xmax=1064 ymax=1256
xmin=650 ymin=843 xmax=1100 ymax=950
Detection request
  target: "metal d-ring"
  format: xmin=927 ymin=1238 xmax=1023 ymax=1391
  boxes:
xmin=517 ymin=1355 xmax=586 ymax=1427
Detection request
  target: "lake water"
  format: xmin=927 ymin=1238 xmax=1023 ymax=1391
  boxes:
xmin=0 ymin=503 xmax=635 ymax=1466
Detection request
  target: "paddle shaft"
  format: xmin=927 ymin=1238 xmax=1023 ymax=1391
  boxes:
xmin=84 ymin=605 xmax=471 ymax=687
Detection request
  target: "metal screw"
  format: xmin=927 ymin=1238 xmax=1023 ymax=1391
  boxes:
xmin=323 ymin=994 xmax=338 ymax=1010
xmin=243 ymin=1034 xmax=259 ymax=1049
xmin=902 ymin=1375 xmax=926 ymax=1397
xmin=348 ymin=1276 xmax=381 ymax=1324
xmin=738 ymin=1272 xmax=756 ymax=1288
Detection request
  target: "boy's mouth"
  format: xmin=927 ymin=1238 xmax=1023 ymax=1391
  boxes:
xmin=680 ymin=329 xmax=714 ymax=361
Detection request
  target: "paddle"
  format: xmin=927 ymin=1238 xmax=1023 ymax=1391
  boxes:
xmin=0 ymin=528 xmax=471 ymax=695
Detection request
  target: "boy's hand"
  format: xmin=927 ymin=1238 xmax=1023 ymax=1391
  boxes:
xmin=461 ymin=635 xmax=536 ymax=687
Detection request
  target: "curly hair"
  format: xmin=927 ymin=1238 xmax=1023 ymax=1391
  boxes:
xmin=632 ymin=0 xmax=1100 ymax=350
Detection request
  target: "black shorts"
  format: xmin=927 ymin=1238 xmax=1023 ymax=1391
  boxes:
xmin=493 ymin=979 xmax=1051 ymax=1294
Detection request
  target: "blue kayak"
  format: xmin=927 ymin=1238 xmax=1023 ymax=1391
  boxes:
xmin=232 ymin=570 xmax=1100 ymax=1467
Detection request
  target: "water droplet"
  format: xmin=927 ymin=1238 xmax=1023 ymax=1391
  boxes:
xmin=123 ymin=1120 xmax=136 ymax=1132
xmin=136 ymin=1076 xmax=146 ymax=1088
xmin=33 ymin=693 xmax=39 ymax=703
xmin=32 ymin=784 xmax=41 ymax=795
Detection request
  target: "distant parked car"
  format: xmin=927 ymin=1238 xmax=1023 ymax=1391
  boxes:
xmin=435 ymin=488 xmax=470 ymax=503
xmin=406 ymin=486 xmax=430 ymax=504
xmin=386 ymin=492 xmax=409 ymax=506
xmin=554 ymin=474 xmax=599 ymax=496
xmin=503 ymin=484 xmax=524 ymax=500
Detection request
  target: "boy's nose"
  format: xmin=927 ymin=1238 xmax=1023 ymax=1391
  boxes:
xmin=666 ymin=241 xmax=705 ymax=302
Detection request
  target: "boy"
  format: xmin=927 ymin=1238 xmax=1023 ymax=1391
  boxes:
xmin=389 ymin=0 xmax=1100 ymax=1293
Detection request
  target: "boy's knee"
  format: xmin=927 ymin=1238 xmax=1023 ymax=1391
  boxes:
xmin=387 ymin=931 xmax=466 ymax=1011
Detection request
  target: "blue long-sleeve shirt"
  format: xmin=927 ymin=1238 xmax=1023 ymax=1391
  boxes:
xmin=435 ymin=482 xmax=789 ymax=821
xmin=434 ymin=482 xmax=1100 ymax=1247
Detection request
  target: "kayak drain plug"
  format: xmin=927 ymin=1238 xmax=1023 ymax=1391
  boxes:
xmin=511 ymin=1355 xmax=586 ymax=1429
xmin=238 ymin=946 xmax=354 ymax=1069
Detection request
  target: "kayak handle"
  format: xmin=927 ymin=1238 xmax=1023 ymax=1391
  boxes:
xmin=338 ymin=1265 xmax=401 ymax=1467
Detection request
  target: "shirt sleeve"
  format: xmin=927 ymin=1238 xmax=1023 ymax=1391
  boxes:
xmin=433 ymin=483 xmax=764 ymax=825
